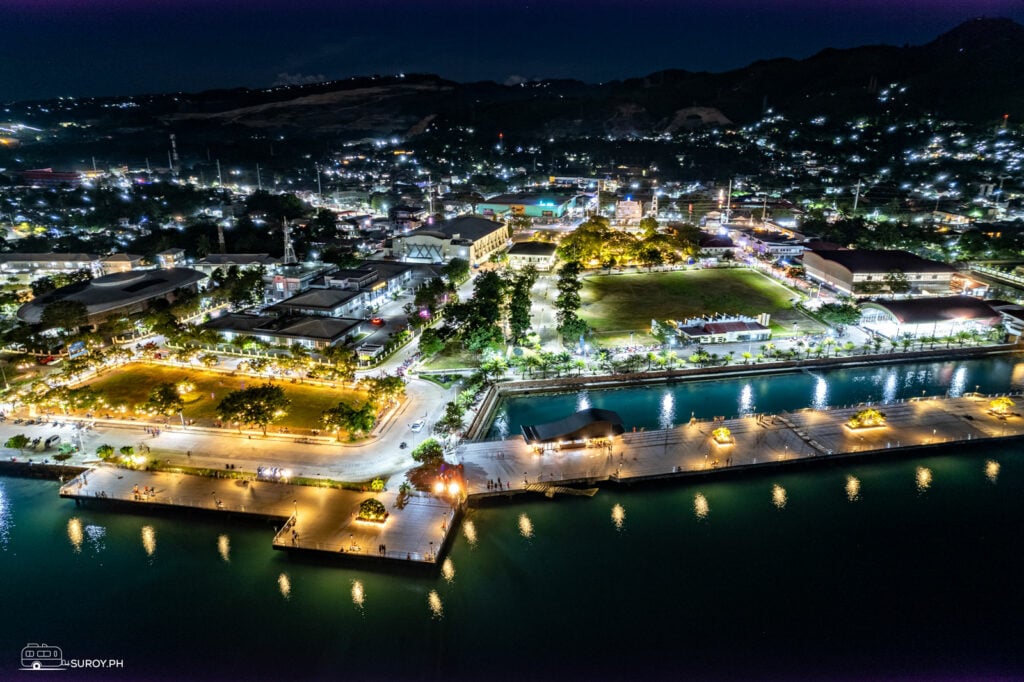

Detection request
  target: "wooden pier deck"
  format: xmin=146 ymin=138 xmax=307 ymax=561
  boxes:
xmin=457 ymin=394 xmax=1024 ymax=498
xmin=58 ymin=468 xmax=455 ymax=566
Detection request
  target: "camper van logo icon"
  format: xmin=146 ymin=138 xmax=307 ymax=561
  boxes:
xmin=20 ymin=643 xmax=65 ymax=670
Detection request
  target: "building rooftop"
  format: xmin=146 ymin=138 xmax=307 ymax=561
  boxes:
xmin=270 ymin=288 xmax=362 ymax=310
xmin=807 ymin=249 xmax=955 ymax=274
xmin=408 ymin=215 xmax=505 ymax=242
xmin=0 ymin=252 xmax=98 ymax=263
xmin=18 ymin=268 xmax=205 ymax=324
xmin=507 ymin=242 xmax=558 ymax=256
xmin=198 ymin=254 xmax=280 ymax=267
xmin=481 ymin=193 xmax=575 ymax=206
xmin=522 ymin=408 xmax=625 ymax=444
xmin=860 ymin=296 xmax=1000 ymax=325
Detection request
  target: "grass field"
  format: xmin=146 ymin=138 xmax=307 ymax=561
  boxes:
xmin=420 ymin=342 xmax=480 ymax=371
xmin=579 ymin=269 xmax=824 ymax=344
xmin=82 ymin=363 xmax=367 ymax=431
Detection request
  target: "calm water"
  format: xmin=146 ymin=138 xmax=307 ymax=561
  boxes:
xmin=488 ymin=357 xmax=1024 ymax=438
xmin=2 ymin=445 xmax=1024 ymax=681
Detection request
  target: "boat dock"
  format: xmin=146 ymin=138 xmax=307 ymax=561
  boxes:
xmin=458 ymin=394 xmax=1024 ymax=497
xmin=58 ymin=468 xmax=456 ymax=566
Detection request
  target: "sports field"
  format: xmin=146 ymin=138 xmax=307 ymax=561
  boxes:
xmin=578 ymin=268 xmax=824 ymax=344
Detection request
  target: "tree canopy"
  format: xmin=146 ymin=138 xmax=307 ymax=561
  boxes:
xmin=216 ymin=383 xmax=290 ymax=434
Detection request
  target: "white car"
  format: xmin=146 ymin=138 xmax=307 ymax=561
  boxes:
xmin=409 ymin=419 xmax=425 ymax=433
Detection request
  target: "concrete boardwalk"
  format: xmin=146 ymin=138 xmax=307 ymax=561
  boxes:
xmin=458 ymin=394 xmax=1024 ymax=496
xmin=59 ymin=468 xmax=455 ymax=565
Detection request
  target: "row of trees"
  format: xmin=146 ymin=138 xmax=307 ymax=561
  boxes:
xmin=555 ymin=216 xmax=702 ymax=269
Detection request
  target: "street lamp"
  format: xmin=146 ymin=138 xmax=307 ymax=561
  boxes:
xmin=293 ymin=499 xmax=298 ymax=523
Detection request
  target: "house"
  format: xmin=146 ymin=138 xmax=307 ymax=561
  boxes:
xmin=389 ymin=215 xmax=508 ymax=265
xmin=506 ymin=242 xmax=559 ymax=271
xmin=802 ymin=249 xmax=956 ymax=296
xmin=99 ymin=253 xmax=145 ymax=275
xmin=157 ymin=249 xmax=187 ymax=269
xmin=675 ymin=314 xmax=772 ymax=344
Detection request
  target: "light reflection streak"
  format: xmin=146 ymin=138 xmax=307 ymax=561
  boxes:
xmin=278 ymin=573 xmax=291 ymax=599
xmin=949 ymin=366 xmax=967 ymax=398
xmin=217 ymin=534 xmax=230 ymax=562
xmin=882 ymin=371 xmax=898 ymax=404
xmin=916 ymin=466 xmax=932 ymax=493
xmin=985 ymin=460 xmax=1000 ymax=484
xmin=428 ymin=590 xmax=443 ymax=619
xmin=576 ymin=391 xmax=592 ymax=412
xmin=463 ymin=520 xmax=477 ymax=547
xmin=739 ymin=384 xmax=754 ymax=415
xmin=812 ymin=377 xmax=828 ymax=411
xmin=845 ymin=475 xmax=861 ymax=502
xmin=611 ymin=503 xmax=625 ymax=531
xmin=141 ymin=525 xmax=156 ymax=557
xmin=772 ymin=484 xmax=787 ymax=509
xmin=694 ymin=493 xmax=709 ymax=519
xmin=67 ymin=518 xmax=83 ymax=553
xmin=85 ymin=524 xmax=106 ymax=554
xmin=0 ymin=482 xmax=10 ymax=551
xmin=442 ymin=558 xmax=455 ymax=583
xmin=518 ymin=513 xmax=533 ymax=538
xmin=351 ymin=580 xmax=365 ymax=609
xmin=659 ymin=392 xmax=675 ymax=429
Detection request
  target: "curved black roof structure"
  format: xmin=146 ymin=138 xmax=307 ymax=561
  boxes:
xmin=522 ymin=408 xmax=625 ymax=444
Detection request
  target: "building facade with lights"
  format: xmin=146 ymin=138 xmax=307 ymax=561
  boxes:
xmin=802 ymin=249 xmax=956 ymax=296
xmin=475 ymin=193 xmax=578 ymax=220
xmin=389 ymin=216 xmax=508 ymax=265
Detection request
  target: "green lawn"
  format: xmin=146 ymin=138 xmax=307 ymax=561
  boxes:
xmin=420 ymin=342 xmax=480 ymax=371
xmin=579 ymin=269 xmax=824 ymax=344
xmin=82 ymin=363 xmax=367 ymax=431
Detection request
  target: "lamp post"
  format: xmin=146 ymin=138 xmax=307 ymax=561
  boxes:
xmin=293 ymin=499 xmax=298 ymax=524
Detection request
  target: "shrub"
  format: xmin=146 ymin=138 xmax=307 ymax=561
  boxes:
xmin=357 ymin=498 xmax=388 ymax=522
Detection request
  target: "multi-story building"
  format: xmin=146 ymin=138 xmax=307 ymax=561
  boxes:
xmin=389 ymin=216 xmax=508 ymax=266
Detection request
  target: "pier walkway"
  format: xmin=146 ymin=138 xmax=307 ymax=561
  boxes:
xmin=458 ymin=394 xmax=1024 ymax=497
xmin=59 ymin=468 xmax=455 ymax=565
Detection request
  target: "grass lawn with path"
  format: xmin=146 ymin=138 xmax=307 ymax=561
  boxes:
xmin=81 ymin=363 xmax=368 ymax=431
xmin=579 ymin=268 xmax=824 ymax=345
xmin=420 ymin=342 xmax=480 ymax=371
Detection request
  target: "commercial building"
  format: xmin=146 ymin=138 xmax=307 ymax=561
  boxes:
xmin=0 ymin=253 xmax=100 ymax=278
xmin=99 ymin=253 xmax=145 ymax=275
xmin=476 ymin=193 xmax=577 ymax=220
xmin=192 ymin=254 xmax=281 ymax=278
xmin=389 ymin=216 xmax=508 ymax=266
xmin=859 ymin=296 xmax=1000 ymax=339
xmin=802 ymin=249 xmax=956 ymax=296
xmin=675 ymin=314 xmax=773 ymax=344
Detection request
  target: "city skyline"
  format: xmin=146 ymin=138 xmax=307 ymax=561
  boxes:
xmin=5 ymin=0 xmax=1024 ymax=101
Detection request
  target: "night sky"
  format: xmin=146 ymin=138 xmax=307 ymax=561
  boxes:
xmin=5 ymin=0 xmax=1024 ymax=102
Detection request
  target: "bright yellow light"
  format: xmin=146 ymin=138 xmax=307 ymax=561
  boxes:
xmin=217 ymin=534 xmax=230 ymax=563
xmin=916 ymin=466 xmax=932 ymax=493
xmin=433 ymin=480 xmax=445 ymax=494
xmin=985 ymin=459 xmax=1000 ymax=483
xmin=611 ymin=503 xmax=625 ymax=530
xmin=67 ymin=517 xmax=83 ymax=553
xmin=845 ymin=475 xmax=861 ymax=502
xmin=447 ymin=481 xmax=461 ymax=496
xmin=141 ymin=525 xmax=156 ymax=557
xmin=463 ymin=520 xmax=478 ymax=547
xmin=518 ymin=513 xmax=534 ymax=538
xmin=772 ymin=484 xmax=787 ymax=509
xmin=278 ymin=572 xmax=291 ymax=599
xmin=351 ymin=580 xmax=365 ymax=609
xmin=442 ymin=558 xmax=455 ymax=583
xmin=694 ymin=492 xmax=709 ymax=519
xmin=427 ymin=590 xmax=443 ymax=619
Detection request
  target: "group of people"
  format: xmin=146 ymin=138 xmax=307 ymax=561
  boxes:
xmin=486 ymin=478 xmax=509 ymax=490
xmin=132 ymin=484 xmax=155 ymax=501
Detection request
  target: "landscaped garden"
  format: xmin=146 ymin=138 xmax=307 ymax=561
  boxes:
xmin=79 ymin=363 xmax=367 ymax=430
xmin=578 ymin=268 xmax=824 ymax=345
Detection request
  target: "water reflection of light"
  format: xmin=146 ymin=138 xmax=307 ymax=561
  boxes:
xmin=772 ymin=484 xmax=787 ymax=509
xmin=949 ymin=366 xmax=967 ymax=398
xmin=278 ymin=573 xmax=291 ymax=599
xmin=845 ymin=475 xmax=861 ymax=502
xmin=739 ymin=384 xmax=754 ymax=415
xmin=493 ymin=414 xmax=509 ymax=440
xmin=351 ymin=580 xmax=365 ymax=609
xmin=428 ymin=590 xmax=443 ymax=619
xmin=611 ymin=503 xmax=626 ymax=531
xmin=85 ymin=524 xmax=106 ymax=554
xmin=518 ymin=513 xmax=533 ymax=538
xmin=694 ymin=493 xmax=709 ymax=519
xmin=985 ymin=460 xmax=1000 ymax=484
xmin=812 ymin=377 xmax=828 ymax=411
xmin=882 ymin=372 xmax=898 ymax=404
xmin=916 ymin=466 xmax=932 ymax=493
xmin=141 ymin=525 xmax=156 ymax=557
xmin=659 ymin=392 xmax=675 ymax=429
xmin=217 ymin=534 xmax=230 ymax=563
xmin=442 ymin=558 xmax=456 ymax=583
xmin=463 ymin=520 xmax=478 ymax=547
xmin=576 ymin=391 xmax=592 ymax=412
xmin=67 ymin=518 xmax=83 ymax=553
xmin=0 ymin=482 xmax=10 ymax=550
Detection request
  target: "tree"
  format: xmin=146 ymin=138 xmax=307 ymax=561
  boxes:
xmin=40 ymin=300 xmax=89 ymax=332
xmin=145 ymin=382 xmax=185 ymax=417
xmin=507 ymin=266 xmax=538 ymax=344
xmin=119 ymin=445 xmax=135 ymax=457
xmin=418 ymin=328 xmax=445 ymax=356
xmin=321 ymin=401 xmax=376 ymax=439
xmin=4 ymin=434 xmax=30 ymax=455
xmin=96 ymin=444 xmax=114 ymax=460
xmin=441 ymin=258 xmax=470 ymax=285
xmin=816 ymin=302 xmax=862 ymax=327
xmin=555 ymin=260 xmax=587 ymax=342
xmin=411 ymin=437 xmax=444 ymax=463
xmin=884 ymin=269 xmax=911 ymax=296
xmin=357 ymin=498 xmax=388 ymax=521
xmin=216 ymin=383 xmax=290 ymax=435
xmin=437 ymin=401 xmax=466 ymax=434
